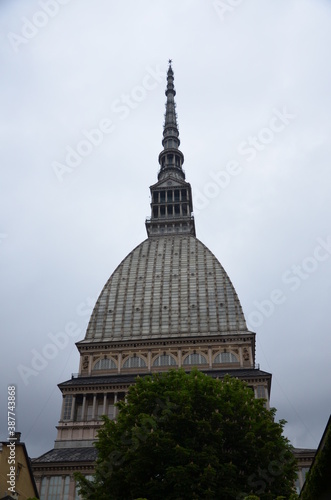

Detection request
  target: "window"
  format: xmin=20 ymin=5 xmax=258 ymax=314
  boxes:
xmin=40 ymin=476 xmax=70 ymax=500
xmin=301 ymin=467 xmax=310 ymax=479
xmin=86 ymin=403 xmax=93 ymax=420
xmin=40 ymin=477 xmax=47 ymax=498
xmin=75 ymin=476 xmax=94 ymax=500
xmin=107 ymin=403 xmax=115 ymax=419
xmin=97 ymin=401 xmax=104 ymax=419
xmin=62 ymin=395 xmax=72 ymax=420
xmin=153 ymin=354 xmax=176 ymax=367
xmin=48 ymin=476 xmax=62 ymax=498
xmin=75 ymin=485 xmax=82 ymax=500
xmin=94 ymin=358 xmax=116 ymax=370
xmin=123 ymin=356 xmax=146 ymax=368
xmin=183 ymin=353 xmax=207 ymax=365
xmin=256 ymin=385 xmax=266 ymax=398
xmin=214 ymin=352 xmax=238 ymax=364
xmin=75 ymin=403 xmax=83 ymax=421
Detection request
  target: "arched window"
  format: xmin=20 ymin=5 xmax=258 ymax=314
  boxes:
xmin=123 ymin=356 xmax=146 ymax=368
xmin=214 ymin=352 xmax=238 ymax=364
xmin=183 ymin=353 xmax=207 ymax=365
xmin=94 ymin=358 xmax=116 ymax=370
xmin=153 ymin=354 xmax=176 ymax=367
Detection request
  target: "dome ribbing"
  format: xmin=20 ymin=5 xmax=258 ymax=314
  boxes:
xmin=84 ymin=235 xmax=247 ymax=342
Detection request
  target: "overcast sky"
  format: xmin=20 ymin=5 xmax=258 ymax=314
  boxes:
xmin=1 ymin=0 xmax=331 ymax=459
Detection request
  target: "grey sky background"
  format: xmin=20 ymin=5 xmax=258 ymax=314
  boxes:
xmin=1 ymin=0 xmax=331 ymax=458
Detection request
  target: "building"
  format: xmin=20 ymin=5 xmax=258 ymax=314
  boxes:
xmin=299 ymin=414 xmax=331 ymax=499
xmin=32 ymin=62 xmax=312 ymax=498
xmin=0 ymin=432 xmax=39 ymax=500
xmin=295 ymin=448 xmax=316 ymax=494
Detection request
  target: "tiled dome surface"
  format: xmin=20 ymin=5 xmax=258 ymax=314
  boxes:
xmin=85 ymin=236 xmax=247 ymax=341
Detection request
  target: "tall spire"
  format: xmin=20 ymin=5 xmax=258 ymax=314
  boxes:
xmin=158 ymin=60 xmax=185 ymax=181
xmin=146 ymin=61 xmax=196 ymax=237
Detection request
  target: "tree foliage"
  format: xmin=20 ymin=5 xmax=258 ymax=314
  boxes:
xmin=75 ymin=369 xmax=297 ymax=499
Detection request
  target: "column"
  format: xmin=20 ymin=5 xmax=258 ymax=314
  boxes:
xmin=178 ymin=349 xmax=182 ymax=368
xmin=265 ymin=388 xmax=270 ymax=409
xmin=92 ymin=394 xmax=97 ymax=420
xmin=70 ymin=396 xmax=76 ymax=421
xmin=114 ymin=392 xmax=118 ymax=418
xmin=34 ymin=475 xmax=42 ymax=493
xmin=208 ymin=347 xmax=212 ymax=368
xmin=103 ymin=393 xmax=107 ymax=415
xmin=61 ymin=475 xmax=70 ymax=497
xmin=69 ymin=475 xmax=76 ymax=499
xmin=239 ymin=346 xmax=243 ymax=367
xmin=82 ymin=395 xmax=86 ymax=421
xmin=60 ymin=397 xmax=65 ymax=421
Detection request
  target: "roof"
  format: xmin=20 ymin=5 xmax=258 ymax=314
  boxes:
xmin=84 ymin=235 xmax=248 ymax=342
xmin=32 ymin=447 xmax=97 ymax=464
xmin=293 ymin=448 xmax=316 ymax=455
xmin=59 ymin=368 xmax=271 ymax=389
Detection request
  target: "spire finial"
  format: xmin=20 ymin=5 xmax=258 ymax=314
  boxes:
xmin=157 ymin=60 xmax=185 ymax=181
xmin=145 ymin=62 xmax=196 ymax=237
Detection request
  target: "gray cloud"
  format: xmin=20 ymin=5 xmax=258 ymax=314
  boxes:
xmin=1 ymin=0 xmax=331 ymax=457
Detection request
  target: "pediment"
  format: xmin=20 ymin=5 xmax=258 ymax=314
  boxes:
xmin=150 ymin=175 xmax=189 ymax=190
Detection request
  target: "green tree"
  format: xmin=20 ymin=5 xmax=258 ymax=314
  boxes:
xmin=75 ymin=370 xmax=297 ymax=499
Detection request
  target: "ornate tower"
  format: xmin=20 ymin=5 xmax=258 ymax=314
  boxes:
xmin=32 ymin=62 xmax=272 ymax=499
xmin=146 ymin=61 xmax=195 ymax=237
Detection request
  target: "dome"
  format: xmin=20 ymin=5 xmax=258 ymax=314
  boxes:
xmin=85 ymin=235 xmax=248 ymax=342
